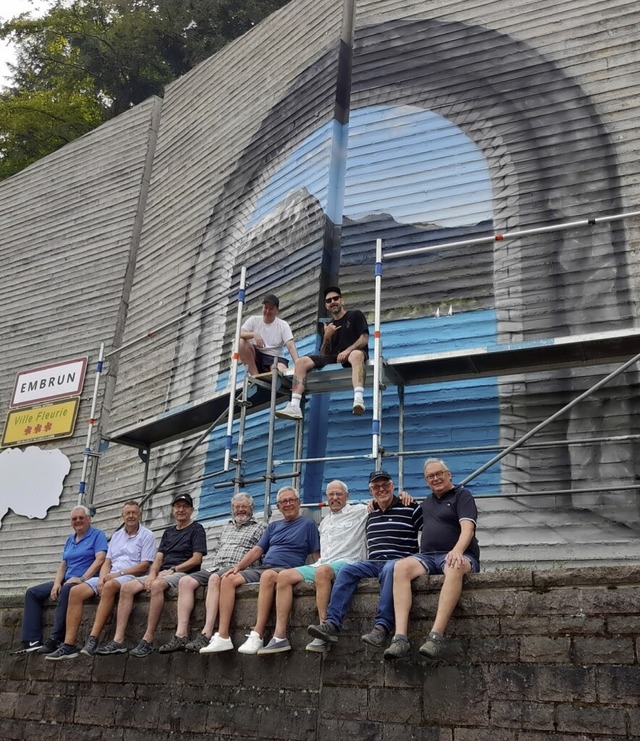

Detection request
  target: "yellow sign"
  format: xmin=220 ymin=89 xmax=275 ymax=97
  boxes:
xmin=2 ymin=398 xmax=80 ymax=448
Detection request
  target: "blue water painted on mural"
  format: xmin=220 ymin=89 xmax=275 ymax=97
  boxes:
xmin=199 ymin=310 xmax=499 ymax=520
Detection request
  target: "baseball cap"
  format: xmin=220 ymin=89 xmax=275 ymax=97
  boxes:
xmin=368 ymin=470 xmax=392 ymax=484
xmin=263 ymin=293 xmax=279 ymax=308
xmin=172 ymin=493 xmax=194 ymax=507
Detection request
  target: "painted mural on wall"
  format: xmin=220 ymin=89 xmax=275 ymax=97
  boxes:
xmin=163 ymin=14 xmax=637 ymax=517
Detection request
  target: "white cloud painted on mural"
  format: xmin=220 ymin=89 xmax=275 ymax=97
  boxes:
xmin=0 ymin=446 xmax=70 ymax=527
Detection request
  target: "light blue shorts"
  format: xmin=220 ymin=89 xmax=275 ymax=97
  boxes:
xmin=294 ymin=560 xmax=350 ymax=583
xmin=84 ymin=573 xmax=135 ymax=595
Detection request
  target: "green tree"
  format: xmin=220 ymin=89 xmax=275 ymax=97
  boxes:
xmin=0 ymin=0 xmax=289 ymax=180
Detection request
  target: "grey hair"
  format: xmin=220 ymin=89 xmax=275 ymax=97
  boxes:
xmin=71 ymin=504 xmax=91 ymax=517
xmin=423 ymin=458 xmax=450 ymax=474
xmin=276 ymin=485 xmax=299 ymax=501
xmin=326 ymin=479 xmax=349 ymax=495
xmin=231 ymin=492 xmax=254 ymax=508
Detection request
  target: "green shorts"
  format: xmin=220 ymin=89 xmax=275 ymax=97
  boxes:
xmin=294 ymin=560 xmax=350 ymax=582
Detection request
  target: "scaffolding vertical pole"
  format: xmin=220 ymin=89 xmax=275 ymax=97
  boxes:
xmin=263 ymin=364 xmax=281 ymax=520
xmin=78 ymin=343 xmax=105 ymax=505
xmin=234 ymin=373 xmax=251 ymax=495
xmin=224 ymin=267 xmax=247 ymax=470
xmin=372 ymin=238 xmax=383 ymax=463
xmin=397 ymin=383 xmax=405 ymax=490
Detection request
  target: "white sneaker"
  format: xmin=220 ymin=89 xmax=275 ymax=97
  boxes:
xmin=305 ymin=637 xmax=329 ymax=653
xmin=237 ymin=630 xmax=264 ymax=654
xmin=275 ymin=403 xmax=303 ymax=420
xmin=199 ymin=632 xmax=234 ymax=654
xmin=352 ymin=397 xmax=365 ymax=415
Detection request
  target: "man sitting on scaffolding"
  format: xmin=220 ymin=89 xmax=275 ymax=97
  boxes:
xmin=276 ymin=286 xmax=369 ymax=419
xmin=238 ymin=293 xmax=299 ymax=377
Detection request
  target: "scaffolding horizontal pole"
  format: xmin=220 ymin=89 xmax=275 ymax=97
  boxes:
xmin=384 ymin=209 xmax=640 ymax=260
xmin=274 ymin=453 xmax=375 ymax=467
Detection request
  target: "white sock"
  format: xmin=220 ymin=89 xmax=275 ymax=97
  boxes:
xmin=290 ymin=393 xmax=302 ymax=409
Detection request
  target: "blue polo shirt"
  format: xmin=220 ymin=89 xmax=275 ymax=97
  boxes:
xmin=61 ymin=526 xmax=108 ymax=580
xmin=257 ymin=517 xmax=320 ymax=569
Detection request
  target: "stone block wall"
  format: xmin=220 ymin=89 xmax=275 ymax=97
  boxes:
xmin=1 ymin=567 xmax=639 ymax=739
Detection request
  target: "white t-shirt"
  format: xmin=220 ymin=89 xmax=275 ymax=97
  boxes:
xmin=241 ymin=315 xmax=294 ymax=358
xmin=315 ymin=503 xmax=368 ymax=565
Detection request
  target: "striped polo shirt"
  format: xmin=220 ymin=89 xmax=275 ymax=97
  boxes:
xmin=366 ymin=497 xmax=423 ymax=560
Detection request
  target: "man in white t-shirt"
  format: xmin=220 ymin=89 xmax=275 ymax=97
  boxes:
xmin=239 ymin=293 xmax=298 ymax=376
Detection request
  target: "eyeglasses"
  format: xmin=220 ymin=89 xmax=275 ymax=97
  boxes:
xmin=425 ymin=470 xmax=448 ymax=481
xmin=325 ymin=295 xmax=341 ymax=303
xmin=370 ymin=481 xmax=392 ymax=490
xmin=277 ymin=498 xmax=299 ymax=506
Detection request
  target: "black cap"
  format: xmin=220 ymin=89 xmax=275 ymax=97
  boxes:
xmin=368 ymin=470 xmax=392 ymax=484
xmin=172 ymin=493 xmax=194 ymax=507
xmin=263 ymin=293 xmax=279 ymax=308
xmin=323 ymin=285 xmax=341 ymax=299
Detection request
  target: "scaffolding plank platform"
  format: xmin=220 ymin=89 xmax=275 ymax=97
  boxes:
xmin=106 ymin=380 xmax=290 ymax=449
xmin=105 ymin=328 xmax=640 ymax=449
xmin=387 ymin=327 xmax=640 ymax=386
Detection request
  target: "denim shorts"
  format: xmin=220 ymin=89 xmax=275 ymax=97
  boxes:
xmin=410 ymin=551 xmax=480 ymax=575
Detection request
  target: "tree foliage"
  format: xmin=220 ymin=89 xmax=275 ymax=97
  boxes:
xmin=0 ymin=0 xmax=290 ymax=180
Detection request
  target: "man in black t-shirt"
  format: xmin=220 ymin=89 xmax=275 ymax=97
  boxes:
xmin=383 ymin=458 xmax=480 ymax=662
xmin=95 ymin=492 xmax=207 ymax=658
xmin=276 ymin=286 xmax=370 ymax=419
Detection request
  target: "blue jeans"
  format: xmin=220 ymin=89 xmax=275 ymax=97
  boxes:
xmin=21 ymin=580 xmax=75 ymax=643
xmin=325 ymin=560 xmax=397 ymax=632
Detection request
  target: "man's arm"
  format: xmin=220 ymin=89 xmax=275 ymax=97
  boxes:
xmin=285 ymin=338 xmax=299 ymax=362
xmin=444 ymin=521 xmax=476 ymax=569
xmin=224 ymin=545 xmax=265 ymax=576
xmin=168 ymin=552 xmax=204 ymax=574
xmin=65 ymin=551 xmax=106 ymax=589
xmin=50 ymin=561 xmax=67 ymax=600
xmin=337 ymin=332 xmax=369 ymax=364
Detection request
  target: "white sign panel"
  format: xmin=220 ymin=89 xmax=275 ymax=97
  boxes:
xmin=11 ymin=357 xmax=88 ymax=407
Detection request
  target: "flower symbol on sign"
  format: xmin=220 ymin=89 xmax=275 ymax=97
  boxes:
xmin=25 ymin=426 xmax=32 ymax=434
xmin=34 ymin=424 xmax=42 ymax=433
xmin=45 ymin=422 xmax=52 ymax=431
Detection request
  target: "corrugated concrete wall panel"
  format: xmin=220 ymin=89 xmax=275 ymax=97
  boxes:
xmin=0 ymin=98 xmax=161 ymax=592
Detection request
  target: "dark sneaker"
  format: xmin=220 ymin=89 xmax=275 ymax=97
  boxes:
xmin=307 ymin=621 xmax=339 ymax=643
xmin=11 ymin=640 xmax=42 ymax=655
xmin=96 ymin=640 xmax=128 ymax=656
xmin=36 ymin=639 xmax=60 ymax=655
xmin=185 ymin=633 xmax=211 ymax=653
xmin=384 ymin=637 xmax=411 ymax=660
xmin=80 ymin=636 xmax=98 ymax=657
xmin=130 ymin=639 xmax=153 ymax=658
xmin=158 ymin=635 xmax=188 ymax=654
xmin=361 ymin=624 xmax=389 ymax=648
xmin=257 ymin=637 xmax=291 ymax=655
xmin=419 ymin=632 xmax=445 ymax=660
xmin=45 ymin=643 xmax=79 ymax=661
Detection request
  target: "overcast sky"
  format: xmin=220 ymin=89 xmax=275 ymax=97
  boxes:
xmin=0 ymin=0 xmax=48 ymax=87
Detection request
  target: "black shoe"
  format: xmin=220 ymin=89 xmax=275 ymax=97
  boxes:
xmin=11 ymin=640 xmax=42 ymax=655
xmin=96 ymin=639 xmax=128 ymax=656
xmin=158 ymin=635 xmax=188 ymax=653
xmin=45 ymin=643 xmax=79 ymax=661
xmin=130 ymin=639 xmax=153 ymax=658
xmin=361 ymin=624 xmax=389 ymax=648
xmin=36 ymin=638 xmax=60 ymax=655
xmin=307 ymin=621 xmax=339 ymax=643
xmin=80 ymin=636 xmax=99 ymax=657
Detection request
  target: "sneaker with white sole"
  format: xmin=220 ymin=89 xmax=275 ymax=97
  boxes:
xmin=200 ymin=632 xmax=234 ymax=654
xmin=305 ymin=637 xmax=329 ymax=653
xmin=275 ymin=403 xmax=303 ymax=420
xmin=237 ymin=630 xmax=263 ymax=654
xmin=352 ymin=398 xmax=366 ymax=415
xmin=257 ymin=637 xmax=291 ymax=655
xmin=80 ymin=636 xmax=99 ymax=657
xmin=45 ymin=643 xmax=79 ymax=661
xmin=307 ymin=621 xmax=339 ymax=643
xmin=11 ymin=640 xmax=42 ymax=655
xmin=384 ymin=637 xmax=411 ymax=660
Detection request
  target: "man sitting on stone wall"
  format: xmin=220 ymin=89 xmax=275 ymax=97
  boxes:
xmin=45 ymin=501 xmax=156 ymax=660
xmin=383 ymin=457 xmax=480 ymax=661
xmin=307 ymin=470 xmax=423 ymax=648
xmin=200 ymin=486 xmax=320 ymax=654
xmin=156 ymin=492 xmax=265 ymax=654
xmin=255 ymin=479 xmax=367 ymax=654
xmin=12 ymin=505 xmax=108 ymax=655
xmin=95 ymin=492 xmax=207 ymax=657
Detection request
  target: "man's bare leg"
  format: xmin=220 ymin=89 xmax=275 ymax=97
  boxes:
xmin=87 ymin=580 xmax=122 ymax=639
xmin=63 ymin=583 xmax=95 ymax=644
xmin=216 ymin=574 xmax=247 ymax=639
xmin=273 ymin=570 xmax=304 ymax=638
xmin=313 ymin=565 xmax=335 ymax=621
xmin=392 ymin=557 xmax=428 ymax=637
xmin=175 ymin=575 xmax=200 ymax=637
xmin=112 ymin=579 xmax=145 ymax=643
xmin=238 ymin=339 xmax=259 ymax=376
xmin=202 ymin=573 xmax=222 ymax=636
xmin=252 ymin=570 xmax=279 ymax=637
xmin=431 ymin=562 xmax=470 ymax=636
